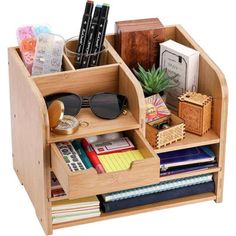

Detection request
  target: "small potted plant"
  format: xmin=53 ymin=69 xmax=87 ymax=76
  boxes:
xmin=133 ymin=64 xmax=173 ymax=99
xmin=133 ymin=64 xmax=174 ymax=123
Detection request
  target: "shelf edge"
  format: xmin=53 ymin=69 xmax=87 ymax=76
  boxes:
xmin=52 ymin=192 xmax=216 ymax=230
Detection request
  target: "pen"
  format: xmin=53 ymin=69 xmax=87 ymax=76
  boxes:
xmin=81 ymin=4 xmax=102 ymax=68
xmin=72 ymin=140 xmax=93 ymax=169
xmin=89 ymin=3 xmax=110 ymax=67
xmin=81 ymin=138 xmax=105 ymax=174
xmin=75 ymin=0 xmax=94 ymax=69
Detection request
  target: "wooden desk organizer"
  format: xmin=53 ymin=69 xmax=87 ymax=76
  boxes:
xmin=8 ymin=25 xmax=228 ymax=235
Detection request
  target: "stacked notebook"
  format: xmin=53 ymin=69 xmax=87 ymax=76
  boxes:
xmin=158 ymin=146 xmax=217 ymax=176
xmin=99 ymin=174 xmax=215 ymax=212
xmin=52 ymin=196 xmax=101 ymax=224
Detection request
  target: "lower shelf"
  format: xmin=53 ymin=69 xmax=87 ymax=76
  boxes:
xmin=49 ymin=167 xmax=220 ymax=202
xmin=53 ymin=192 xmax=216 ymax=229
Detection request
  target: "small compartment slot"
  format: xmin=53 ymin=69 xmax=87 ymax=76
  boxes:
xmin=14 ymin=47 xmax=74 ymax=76
xmin=64 ymin=39 xmax=117 ymax=69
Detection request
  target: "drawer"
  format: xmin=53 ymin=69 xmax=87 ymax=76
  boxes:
xmin=51 ymin=129 xmax=160 ymax=199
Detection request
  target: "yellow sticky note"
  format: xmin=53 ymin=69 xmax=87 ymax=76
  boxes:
xmin=98 ymin=150 xmax=144 ymax=173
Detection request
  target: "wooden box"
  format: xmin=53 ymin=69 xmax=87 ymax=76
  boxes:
xmin=178 ymin=92 xmax=212 ymax=136
xmin=8 ymin=25 xmax=227 ymax=235
xmin=115 ymin=18 xmax=165 ymax=69
xmin=146 ymin=114 xmax=185 ymax=149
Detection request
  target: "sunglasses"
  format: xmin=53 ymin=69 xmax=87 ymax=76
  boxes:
xmin=44 ymin=92 xmax=128 ymax=120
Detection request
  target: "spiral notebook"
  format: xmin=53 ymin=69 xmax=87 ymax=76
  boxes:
xmin=102 ymin=174 xmax=213 ymax=202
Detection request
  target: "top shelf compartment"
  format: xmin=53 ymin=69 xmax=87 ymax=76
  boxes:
xmin=33 ymin=63 xmax=145 ymax=143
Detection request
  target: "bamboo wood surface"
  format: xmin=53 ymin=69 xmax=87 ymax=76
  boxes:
xmin=155 ymin=130 xmax=220 ymax=154
xmin=49 ymin=166 xmax=220 ymax=202
xmin=51 ymin=130 xmax=160 ymax=199
xmin=8 ymin=48 xmax=52 ymax=235
xmin=174 ymin=25 xmax=228 ymax=202
xmin=53 ymin=192 xmax=216 ymax=229
xmin=8 ymin=25 xmax=227 ymax=235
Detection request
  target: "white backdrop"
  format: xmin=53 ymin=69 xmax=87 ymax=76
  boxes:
xmin=0 ymin=0 xmax=235 ymax=235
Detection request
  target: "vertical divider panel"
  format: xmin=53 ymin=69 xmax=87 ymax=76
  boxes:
xmin=62 ymin=53 xmax=76 ymax=71
xmin=105 ymin=37 xmax=146 ymax=135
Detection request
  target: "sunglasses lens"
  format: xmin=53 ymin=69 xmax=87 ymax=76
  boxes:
xmin=90 ymin=94 xmax=127 ymax=119
xmin=44 ymin=93 xmax=81 ymax=116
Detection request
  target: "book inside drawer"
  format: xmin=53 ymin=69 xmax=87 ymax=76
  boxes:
xmin=51 ymin=129 xmax=160 ymax=199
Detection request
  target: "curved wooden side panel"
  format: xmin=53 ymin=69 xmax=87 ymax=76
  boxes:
xmin=169 ymin=25 xmax=228 ymax=202
xmin=8 ymin=48 xmax=52 ymax=235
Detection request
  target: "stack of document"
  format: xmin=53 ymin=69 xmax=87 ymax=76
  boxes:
xmin=52 ymin=196 xmax=100 ymax=224
xmin=158 ymin=146 xmax=217 ymax=175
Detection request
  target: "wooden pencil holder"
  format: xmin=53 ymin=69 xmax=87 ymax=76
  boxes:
xmin=178 ymin=92 xmax=212 ymax=136
xmin=146 ymin=114 xmax=185 ymax=149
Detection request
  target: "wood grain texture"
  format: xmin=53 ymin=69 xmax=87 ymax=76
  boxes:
xmin=50 ymin=167 xmax=220 ymax=202
xmin=33 ymin=61 xmax=145 ymax=143
xmin=155 ymin=130 xmax=220 ymax=154
xmin=178 ymin=93 xmax=212 ymax=135
xmin=33 ymin=64 xmax=120 ymax=97
xmin=51 ymin=130 xmax=160 ymax=199
xmin=62 ymin=54 xmax=75 ymax=71
xmin=9 ymin=25 xmax=227 ymax=234
xmin=53 ymin=192 xmax=216 ymax=229
xmin=49 ymin=109 xmax=139 ymax=143
xmin=8 ymin=48 xmax=52 ymax=235
xmin=115 ymin=18 xmax=165 ymax=69
xmin=146 ymin=114 xmax=185 ymax=149
xmin=105 ymin=36 xmax=147 ymax=135
xmin=174 ymin=25 xmax=228 ymax=203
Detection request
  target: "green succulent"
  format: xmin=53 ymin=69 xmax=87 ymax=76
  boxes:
xmin=133 ymin=64 xmax=172 ymax=96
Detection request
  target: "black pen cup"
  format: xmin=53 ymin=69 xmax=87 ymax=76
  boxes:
xmin=64 ymin=36 xmax=107 ymax=69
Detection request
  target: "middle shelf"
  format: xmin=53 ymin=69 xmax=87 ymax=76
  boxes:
xmin=49 ymin=166 xmax=220 ymax=202
xmin=49 ymin=108 xmax=139 ymax=143
xmin=155 ymin=130 xmax=220 ymax=154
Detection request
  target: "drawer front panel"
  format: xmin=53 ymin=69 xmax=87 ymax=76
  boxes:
xmin=51 ymin=130 xmax=160 ymax=199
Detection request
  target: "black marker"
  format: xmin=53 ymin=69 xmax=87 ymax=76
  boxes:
xmin=75 ymin=1 xmax=94 ymax=69
xmin=81 ymin=5 xmax=102 ymax=68
xmin=89 ymin=3 xmax=110 ymax=67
